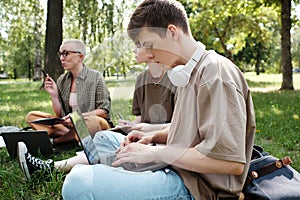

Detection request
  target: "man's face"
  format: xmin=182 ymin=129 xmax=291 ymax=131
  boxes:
xmin=134 ymin=28 xmax=178 ymax=70
xmin=134 ymin=45 xmax=167 ymax=76
xmin=133 ymin=45 xmax=150 ymax=64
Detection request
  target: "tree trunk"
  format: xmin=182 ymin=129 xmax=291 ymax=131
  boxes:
xmin=44 ymin=0 xmax=63 ymax=81
xmin=280 ymin=0 xmax=294 ymax=90
xmin=255 ymin=54 xmax=261 ymax=75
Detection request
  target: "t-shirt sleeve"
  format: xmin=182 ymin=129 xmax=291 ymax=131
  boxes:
xmin=95 ymin=73 xmax=111 ymax=115
xmin=195 ymin=79 xmax=247 ymax=163
xmin=131 ymin=75 xmax=142 ymax=116
xmin=132 ymin=89 xmax=141 ymax=116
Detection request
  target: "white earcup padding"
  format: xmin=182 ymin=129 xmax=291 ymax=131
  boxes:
xmin=167 ymin=43 xmax=205 ymax=87
xmin=167 ymin=64 xmax=192 ymax=87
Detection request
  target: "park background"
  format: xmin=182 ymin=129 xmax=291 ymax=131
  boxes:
xmin=0 ymin=0 xmax=300 ymax=199
xmin=0 ymin=0 xmax=300 ymax=84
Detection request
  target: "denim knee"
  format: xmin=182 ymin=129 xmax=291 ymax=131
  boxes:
xmin=62 ymin=165 xmax=89 ymax=200
xmin=93 ymin=130 xmax=124 ymax=153
xmin=62 ymin=164 xmax=194 ymax=200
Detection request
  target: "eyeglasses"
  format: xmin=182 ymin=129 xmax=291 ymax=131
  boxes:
xmin=57 ymin=50 xmax=81 ymax=58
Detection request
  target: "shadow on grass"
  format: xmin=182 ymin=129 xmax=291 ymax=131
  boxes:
xmin=246 ymin=79 xmax=277 ymax=88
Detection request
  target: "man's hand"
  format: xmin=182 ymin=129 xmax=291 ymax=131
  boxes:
xmin=62 ymin=114 xmax=73 ymax=127
xmin=121 ymin=131 xmax=145 ymax=147
xmin=112 ymin=143 xmax=157 ymax=167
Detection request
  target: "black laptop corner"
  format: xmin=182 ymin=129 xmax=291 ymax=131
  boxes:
xmin=1 ymin=130 xmax=53 ymax=159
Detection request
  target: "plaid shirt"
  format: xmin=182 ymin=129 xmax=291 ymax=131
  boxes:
xmin=56 ymin=65 xmax=112 ymax=125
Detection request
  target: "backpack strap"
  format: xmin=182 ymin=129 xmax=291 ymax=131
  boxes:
xmin=244 ymin=156 xmax=293 ymax=188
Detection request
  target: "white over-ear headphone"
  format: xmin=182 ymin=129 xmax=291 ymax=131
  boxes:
xmin=167 ymin=42 xmax=205 ymax=87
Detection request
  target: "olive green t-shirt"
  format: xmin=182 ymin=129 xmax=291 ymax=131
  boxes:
xmin=132 ymin=69 xmax=177 ymax=123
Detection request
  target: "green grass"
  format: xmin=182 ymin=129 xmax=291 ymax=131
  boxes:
xmin=0 ymin=73 xmax=300 ymax=199
xmin=245 ymin=72 xmax=300 ymax=175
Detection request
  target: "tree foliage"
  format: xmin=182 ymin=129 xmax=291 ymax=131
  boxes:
xmin=182 ymin=0 xmax=281 ymax=73
xmin=62 ymin=0 xmax=138 ymax=78
xmin=292 ymin=20 xmax=300 ymax=69
xmin=0 ymin=0 xmax=139 ymax=79
xmin=0 ymin=0 xmax=44 ymax=79
xmin=84 ymin=31 xmax=136 ymax=78
xmin=0 ymin=0 xmax=299 ymax=83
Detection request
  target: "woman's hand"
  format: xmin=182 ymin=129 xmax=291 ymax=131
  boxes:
xmin=62 ymin=114 xmax=73 ymax=127
xmin=44 ymin=76 xmax=58 ymax=97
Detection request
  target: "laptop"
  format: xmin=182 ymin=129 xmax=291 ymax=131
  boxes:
xmin=69 ymin=110 xmax=168 ymax=172
xmin=1 ymin=130 xmax=53 ymax=158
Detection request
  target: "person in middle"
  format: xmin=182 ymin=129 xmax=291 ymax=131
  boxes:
xmin=118 ymin=45 xmax=177 ymax=131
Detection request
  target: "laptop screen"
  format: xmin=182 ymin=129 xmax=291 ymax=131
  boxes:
xmin=69 ymin=110 xmax=101 ymax=165
xmin=69 ymin=110 xmax=168 ymax=171
xmin=1 ymin=130 xmax=53 ymax=158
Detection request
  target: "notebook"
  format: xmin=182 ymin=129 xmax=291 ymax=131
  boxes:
xmin=1 ymin=130 xmax=53 ymax=158
xmin=30 ymin=117 xmax=64 ymax=126
xmin=69 ymin=110 xmax=168 ymax=172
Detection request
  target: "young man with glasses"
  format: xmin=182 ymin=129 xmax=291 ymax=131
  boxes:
xmin=25 ymin=39 xmax=113 ymax=144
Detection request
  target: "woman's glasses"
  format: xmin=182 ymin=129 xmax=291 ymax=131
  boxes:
xmin=57 ymin=50 xmax=81 ymax=58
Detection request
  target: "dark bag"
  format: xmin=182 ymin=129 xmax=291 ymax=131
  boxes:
xmin=243 ymin=145 xmax=300 ymax=200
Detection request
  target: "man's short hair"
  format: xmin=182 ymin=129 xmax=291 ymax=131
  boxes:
xmin=127 ymin=0 xmax=190 ymax=41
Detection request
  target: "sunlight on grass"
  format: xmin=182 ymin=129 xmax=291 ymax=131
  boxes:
xmin=271 ymin=104 xmax=283 ymax=115
xmin=1 ymin=74 xmax=300 ymax=199
xmin=1 ymin=95 xmax=11 ymax=101
xmin=0 ymin=104 xmax=11 ymax=112
xmin=245 ymin=72 xmax=300 ymax=91
xmin=251 ymin=88 xmax=300 ymax=172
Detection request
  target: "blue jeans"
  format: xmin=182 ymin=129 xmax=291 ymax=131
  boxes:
xmin=62 ymin=130 xmax=193 ymax=200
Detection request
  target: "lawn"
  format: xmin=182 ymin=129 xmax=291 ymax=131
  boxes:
xmin=0 ymin=72 xmax=299 ymax=199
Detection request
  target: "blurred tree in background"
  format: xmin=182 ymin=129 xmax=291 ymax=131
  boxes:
xmin=0 ymin=0 xmax=299 ymax=88
xmin=0 ymin=0 xmax=44 ymax=79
